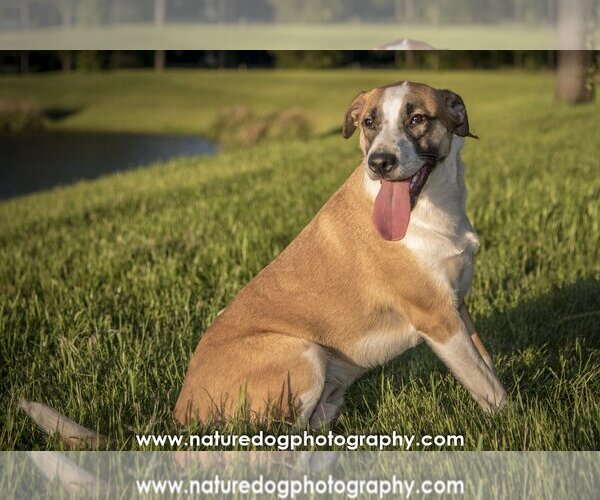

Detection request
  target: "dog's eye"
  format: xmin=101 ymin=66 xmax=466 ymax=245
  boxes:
xmin=410 ymin=114 xmax=425 ymax=125
xmin=363 ymin=117 xmax=374 ymax=128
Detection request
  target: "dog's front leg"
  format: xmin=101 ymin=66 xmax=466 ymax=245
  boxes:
xmin=459 ymin=303 xmax=498 ymax=376
xmin=419 ymin=310 xmax=507 ymax=413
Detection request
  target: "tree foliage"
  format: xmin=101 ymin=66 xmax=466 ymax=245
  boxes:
xmin=268 ymin=0 xmax=345 ymax=23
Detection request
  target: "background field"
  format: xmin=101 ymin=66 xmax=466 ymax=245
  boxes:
xmin=0 ymin=69 xmax=599 ymax=450
xmin=0 ymin=68 xmax=571 ymax=136
xmin=0 ymin=23 xmax=559 ymax=50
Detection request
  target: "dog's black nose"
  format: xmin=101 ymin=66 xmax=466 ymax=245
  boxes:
xmin=368 ymin=152 xmax=398 ymax=176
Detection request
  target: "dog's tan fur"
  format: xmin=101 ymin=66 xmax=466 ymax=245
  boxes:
xmin=174 ymin=81 xmax=506 ymax=426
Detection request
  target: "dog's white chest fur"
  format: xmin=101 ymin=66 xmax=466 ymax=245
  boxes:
xmin=350 ymin=309 xmax=422 ymax=369
xmin=365 ymin=136 xmax=480 ymax=305
xmin=352 ymin=138 xmax=478 ymax=369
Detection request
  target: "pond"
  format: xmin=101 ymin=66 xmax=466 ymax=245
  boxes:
xmin=0 ymin=131 xmax=216 ymax=200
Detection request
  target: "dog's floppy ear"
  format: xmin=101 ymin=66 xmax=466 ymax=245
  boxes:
xmin=343 ymin=91 xmax=367 ymax=139
xmin=439 ymin=89 xmax=478 ymax=139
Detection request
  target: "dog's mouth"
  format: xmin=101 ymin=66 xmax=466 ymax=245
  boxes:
xmin=408 ymin=161 xmax=436 ymax=208
xmin=372 ymin=159 xmax=437 ymax=242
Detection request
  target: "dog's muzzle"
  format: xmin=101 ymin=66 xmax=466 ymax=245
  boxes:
xmin=368 ymin=152 xmax=399 ymax=177
xmin=368 ymin=152 xmax=438 ymax=209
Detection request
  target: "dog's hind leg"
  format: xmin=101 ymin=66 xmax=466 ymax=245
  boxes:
xmin=308 ymin=354 xmax=365 ymax=429
xmin=296 ymin=343 xmax=328 ymax=424
xmin=175 ymin=334 xmax=329 ymax=426
xmin=308 ymin=374 xmax=345 ymax=430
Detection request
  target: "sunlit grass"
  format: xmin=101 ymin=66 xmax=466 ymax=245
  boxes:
xmin=0 ymin=68 xmax=560 ymax=136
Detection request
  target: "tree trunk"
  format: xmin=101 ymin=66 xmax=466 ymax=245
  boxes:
xmin=394 ymin=0 xmax=402 ymax=22
xmin=20 ymin=51 xmax=29 ymax=73
xmin=154 ymin=50 xmax=166 ymax=71
xmin=113 ymin=50 xmax=121 ymax=69
xmin=20 ymin=0 xmax=30 ymax=30
xmin=557 ymin=0 xmax=589 ymax=49
xmin=218 ymin=0 xmax=227 ymax=23
xmin=217 ymin=0 xmax=237 ymax=23
xmin=154 ymin=0 xmax=166 ymax=27
xmin=60 ymin=51 xmax=73 ymax=72
xmin=514 ymin=0 xmax=524 ymax=22
xmin=60 ymin=0 xmax=73 ymax=28
xmin=154 ymin=0 xmax=166 ymax=71
xmin=555 ymin=0 xmax=594 ymax=103
xmin=394 ymin=50 xmax=419 ymax=68
xmin=547 ymin=0 xmax=556 ymax=24
xmin=217 ymin=51 xmax=228 ymax=69
xmin=113 ymin=0 xmax=122 ymax=24
xmin=556 ymin=51 xmax=593 ymax=103
xmin=404 ymin=0 xmax=416 ymax=23
xmin=514 ymin=51 xmax=524 ymax=69
xmin=546 ymin=49 xmax=556 ymax=69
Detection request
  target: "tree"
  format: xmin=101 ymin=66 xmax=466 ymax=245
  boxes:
xmin=269 ymin=0 xmax=345 ymax=23
xmin=154 ymin=0 xmax=166 ymax=26
xmin=57 ymin=0 xmax=74 ymax=27
xmin=154 ymin=0 xmax=167 ymax=71
xmin=547 ymin=0 xmax=556 ymax=24
xmin=20 ymin=0 xmax=30 ymax=29
xmin=74 ymin=0 xmax=106 ymax=26
xmin=555 ymin=0 xmax=594 ymax=103
xmin=110 ymin=0 xmax=122 ymax=23
xmin=396 ymin=0 xmax=416 ymax=23
xmin=58 ymin=51 xmax=73 ymax=71
xmin=218 ymin=0 xmax=238 ymax=22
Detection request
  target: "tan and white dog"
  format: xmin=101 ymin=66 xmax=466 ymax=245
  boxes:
xmin=21 ymin=81 xmax=507 ymax=443
xmin=174 ymin=81 xmax=507 ymax=428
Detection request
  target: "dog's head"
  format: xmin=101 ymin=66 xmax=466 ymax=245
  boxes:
xmin=343 ymin=81 xmax=477 ymax=241
xmin=343 ymin=81 xmax=475 ymax=190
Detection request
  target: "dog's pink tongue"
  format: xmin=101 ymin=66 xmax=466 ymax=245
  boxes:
xmin=372 ymin=180 xmax=411 ymax=241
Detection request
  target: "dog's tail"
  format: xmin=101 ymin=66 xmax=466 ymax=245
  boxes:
xmin=19 ymin=400 xmax=112 ymax=449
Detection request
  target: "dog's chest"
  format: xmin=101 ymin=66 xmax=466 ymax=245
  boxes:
xmin=403 ymin=213 xmax=480 ymax=303
xmin=347 ymin=310 xmax=422 ymax=369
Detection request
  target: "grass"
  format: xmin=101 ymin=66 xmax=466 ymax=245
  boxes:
xmin=208 ymin=105 xmax=312 ymax=148
xmin=0 ymin=68 xmax=573 ymax=137
xmin=0 ymin=23 xmax=562 ymax=50
xmin=0 ymin=69 xmax=599 ymax=450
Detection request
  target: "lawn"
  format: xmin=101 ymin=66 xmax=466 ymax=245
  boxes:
xmin=0 ymin=23 xmax=561 ymax=50
xmin=0 ymin=69 xmax=599 ymax=450
xmin=0 ymin=68 xmax=573 ymax=136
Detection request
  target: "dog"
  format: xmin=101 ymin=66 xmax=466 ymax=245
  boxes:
xmin=21 ymin=81 xmax=507 ymax=444
xmin=174 ymin=81 xmax=507 ymax=428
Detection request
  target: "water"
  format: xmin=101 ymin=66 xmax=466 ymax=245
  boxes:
xmin=0 ymin=131 xmax=216 ymax=200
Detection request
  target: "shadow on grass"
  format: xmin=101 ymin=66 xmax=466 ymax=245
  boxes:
xmin=318 ymin=126 xmax=343 ymax=138
xmin=477 ymin=277 xmax=599 ymax=356
xmin=43 ymin=106 xmax=83 ymax=122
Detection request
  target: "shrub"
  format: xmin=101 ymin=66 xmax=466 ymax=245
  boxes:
xmin=0 ymin=100 xmax=45 ymax=132
xmin=266 ymin=108 xmax=311 ymax=141
xmin=210 ymin=106 xmax=312 ymax=149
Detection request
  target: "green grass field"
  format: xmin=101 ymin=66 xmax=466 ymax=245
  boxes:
xmin=0 ymin=23 xmax=562 ymax=50
xmin=0 ymin=68 xmax=581 ymax=137
xmin=0 ymin=69 xmax=599 ymax=450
